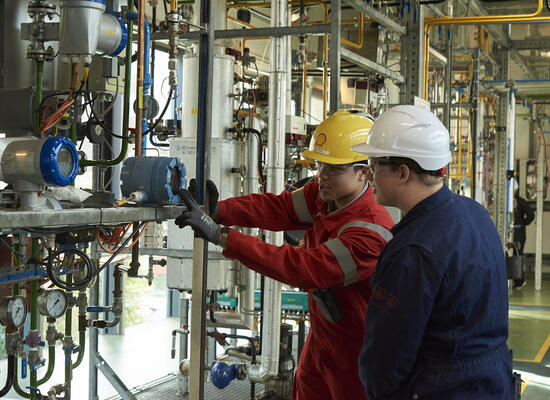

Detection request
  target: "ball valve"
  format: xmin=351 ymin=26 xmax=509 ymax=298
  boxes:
xmin=210 ymin=362 xmax=247 ymax=389
xmin=58 ymin=0 xmax=127 ymax=61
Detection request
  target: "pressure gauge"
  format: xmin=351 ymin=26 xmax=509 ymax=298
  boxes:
xmin=37 ymin=289 xmax=69 ymax=319
xmin=0 ymin=296 xmax=28 ymax=329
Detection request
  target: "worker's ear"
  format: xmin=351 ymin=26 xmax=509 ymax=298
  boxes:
xmin=357 ymin=165 xmax=370 ymax=181
xmin=397 ymin=164 xmax=411 ymax=184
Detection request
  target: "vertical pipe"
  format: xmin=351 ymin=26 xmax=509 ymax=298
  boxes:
xmin=471 ymin=48 xmax=480 ymax=199
xmin=135 ymin=0 xmax=145 ymax=154
xmin=178 ymin=297 xmax=189 ymax=395
xmin=142 ymin=19 xmax=152 ymax=155
xmin=189 ymin=0 xmax=215 ymax=398
xmin=301 ymin=39 xmax=308 ymax=118
xmin=34 ymin=60 xmax=44 ymax=136
xmin=322 ymin=7 xmax=328 ymax=118
xmin=329 ymin=0 xmax=341 ymax=114
xmin=444 ymin=27 xmax=452 ymax=130
xmin=29 ymin=280 xmax=38 ymax=400
xmin=258 ymin=0 xmax=286 ymax=379
xmin=535 ymin=120 xmax=544 ymax=291
xmin=88 ymin=250 xmax=100 ymax=400
xmin=64 ymin=275 xmax=73 ymax=399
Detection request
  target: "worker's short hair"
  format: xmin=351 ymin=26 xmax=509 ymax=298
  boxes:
xmin=387 ymin=157 xmax=444 ymax=186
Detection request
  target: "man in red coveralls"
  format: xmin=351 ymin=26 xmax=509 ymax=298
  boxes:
xmin=175 ymin=111 xmax=394 ymax=400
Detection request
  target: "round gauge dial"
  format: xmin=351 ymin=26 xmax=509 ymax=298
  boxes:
xmin=38 ymin=289 xmax=68 ymax=319
xmin=10 ymin=296 xmax=27 ymax=328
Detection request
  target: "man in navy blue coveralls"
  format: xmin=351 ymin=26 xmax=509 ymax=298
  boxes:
xmin=353 ymin=105 xmax=514 ymax=399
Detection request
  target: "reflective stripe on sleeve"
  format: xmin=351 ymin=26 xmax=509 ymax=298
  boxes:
xmin=291 ymin=189 xmax=314 ymax=223
xmin=325 ymin=238 xmax=358 ymax=286
xmin=337 ymin=221 xmax=393 ymax=243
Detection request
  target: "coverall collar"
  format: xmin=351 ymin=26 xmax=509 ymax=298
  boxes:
xmin=392 ymin=185 xmax=452 ymax=234
xmin=326 ymin=181 xmax=370 ymax=215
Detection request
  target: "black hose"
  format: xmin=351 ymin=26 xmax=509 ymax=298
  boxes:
xmin=143 ymin=87 xmax=175 ymax=136
xmin=0 ymin=355 xmax=14 ymax=397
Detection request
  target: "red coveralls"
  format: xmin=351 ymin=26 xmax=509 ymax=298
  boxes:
xmin=218 ymin=181 xmax=394 ymax=400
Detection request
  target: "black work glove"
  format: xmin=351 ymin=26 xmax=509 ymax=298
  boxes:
xmin=175 ymin=189 xmax=221 ymax=245
xmin=187 ymin=179 xmax=220 ymax=222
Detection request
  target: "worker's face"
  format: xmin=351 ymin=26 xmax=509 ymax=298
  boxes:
xmin=316 ymin=162 xmax=368 ymax=206
xmin=367 ymin=158 xmax=401 ymax=206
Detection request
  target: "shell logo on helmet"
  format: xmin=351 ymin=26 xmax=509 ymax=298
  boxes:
xmin=315 ymin=133 xmax=327 ymax=147
xmin=302 ymin=111 xmax=374 ymax=165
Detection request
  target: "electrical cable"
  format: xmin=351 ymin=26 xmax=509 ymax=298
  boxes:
xmin=98 ymin=77 xmax=119 ymax=119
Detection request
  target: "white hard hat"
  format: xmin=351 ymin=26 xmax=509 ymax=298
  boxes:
xmin=352 ymin=105 xmax=451 ymax=171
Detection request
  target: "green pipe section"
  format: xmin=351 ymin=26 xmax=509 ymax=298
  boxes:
xmin=37 ymin=345 xmax=55 ymax=386
xmin=72 ymin=330 xmax=86 ymax=369
xmin=70 ymin=122 xmax=77 ymax=144
xmin=65 ymin=275 xmax=73 ymax=392
xmin=29 ymin=281 xmax=38 ymax=400
xmin=34 ymin=60 xmax=44 ymax=137
xmin=12 ymin=283 xmax=30 ymax=399
xmin=80 ymin=15 xmax=133 ymax=167
xmin=12 ymin=357 xmax=31 ymax=399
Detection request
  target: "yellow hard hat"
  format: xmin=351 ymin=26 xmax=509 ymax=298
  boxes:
xmin=302 ymin=111 xmax=374 ymax=164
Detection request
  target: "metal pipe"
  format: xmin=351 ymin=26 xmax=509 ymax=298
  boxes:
xmin=0 ymin=355 xmax=15 ymax=396
xmin=37 ymin=344 xmax=55 ymax=386
xmin=34 ymin=60 xmax=44 ymax=137
xmin=135 ymin=0 xmax=145 ymax=154
xmin=248 ymin=0 xmax=286 ymax=383
xmin=340 ymin=13 xmax=363 ymax=49
xmin=189 ymin=0 xmax=215 ymax=397
xmin=30 ymin=280 xmax=38 ymax=400
xmin=422 ymin=0 xmax=547 ymax=99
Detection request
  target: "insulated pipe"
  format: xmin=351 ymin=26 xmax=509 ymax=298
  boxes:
xmin=248 ymin=0 xmax=286 ymax=383
xmin=422 ymin=0 xmax=547 ymax=99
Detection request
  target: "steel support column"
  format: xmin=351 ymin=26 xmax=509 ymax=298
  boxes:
xmin=329 ymin=0 xmax=341 ymax=114
xmin=494 ymin=93 xmax=508 ymax=243
xmin=400 ymin=2 xmax=424 ymax=104
xmin=471 ymin=49 xmax=480 ymax=201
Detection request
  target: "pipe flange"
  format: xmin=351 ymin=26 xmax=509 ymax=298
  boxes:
xmin=27 ymin=1 xmax=57 ymax=19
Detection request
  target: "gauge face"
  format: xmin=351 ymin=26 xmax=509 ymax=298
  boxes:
xmin=57 ymin=147 xmax=74 ymax=177
xmin=11 ymin=296 xmax=27 ymax=328
xmin=38 ymin=289 xmax=68 ymax=318
xmin=45 ymin=290 xmax=68 ymax=318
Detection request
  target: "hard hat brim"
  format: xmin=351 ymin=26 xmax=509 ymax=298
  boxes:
xmin=302 ymin=148 xmax=365 ymax=165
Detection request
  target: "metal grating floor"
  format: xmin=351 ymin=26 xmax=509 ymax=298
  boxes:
xmin=106 ymin=373 xmax=263 ymax=400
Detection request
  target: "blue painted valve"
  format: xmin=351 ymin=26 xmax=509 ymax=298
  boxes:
xmin=210 ymin=362 xmax=246 ymax=389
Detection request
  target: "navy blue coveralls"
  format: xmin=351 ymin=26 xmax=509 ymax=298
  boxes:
xmin=358 ymin=186 xmax=513 ymax=399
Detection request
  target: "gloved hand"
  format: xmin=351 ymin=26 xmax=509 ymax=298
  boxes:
xmin=187 ymin=179 xmax=220 ymax=221
xmin=175 ymin=189 xmax=221 ymax=245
